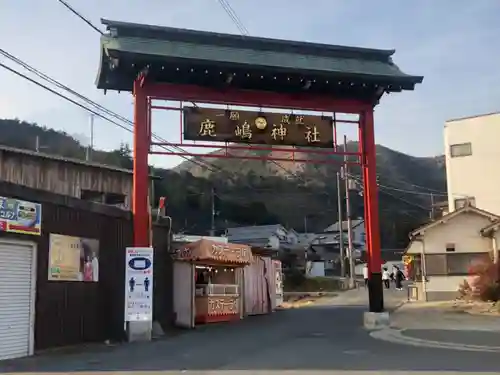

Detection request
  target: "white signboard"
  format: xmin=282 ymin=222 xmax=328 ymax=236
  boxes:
xmin=125 ymin=247 xmax=154 ymax=322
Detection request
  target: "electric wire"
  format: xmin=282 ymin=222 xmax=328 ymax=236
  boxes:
xmin=52 ymin=0 xmax=225 ymax=173
xmin=53 ymin=0 xmax=437 ymax=220
xmin=214 ymin=0 xmax=445 ymax=211
xmin=56 ymin=0 xmax=104 ymax=35
xmin=0 ymin=48 xmax=223 ymax=173
xmin=216 ymin=0 xmax=249 ymax=35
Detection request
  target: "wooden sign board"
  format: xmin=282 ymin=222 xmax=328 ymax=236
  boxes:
xmin=183 ymin=107 xmax=334 ymax=148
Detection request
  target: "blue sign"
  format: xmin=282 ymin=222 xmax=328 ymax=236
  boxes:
xmin=0 ymin=196 xmax=42 ymax=235
xmin=128 ymin=256 xmax=152 ymax=271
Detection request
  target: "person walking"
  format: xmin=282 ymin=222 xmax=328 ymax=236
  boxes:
xmin=394 ymin=266 xmax=405 ymax=290
xmin=363 ymin=264 xmax=369 ymax=288
xmin=382 ymin=267 xmax=390 ymax=289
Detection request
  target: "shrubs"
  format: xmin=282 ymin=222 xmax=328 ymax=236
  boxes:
xmin=462 ymin=258 xmax=500 ymax=302
xmin=283 ymin=269 xmax=341 ymax=292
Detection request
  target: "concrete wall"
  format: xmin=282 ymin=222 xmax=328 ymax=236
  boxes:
xmin=445 ymin=113 xmax=500 ymax=214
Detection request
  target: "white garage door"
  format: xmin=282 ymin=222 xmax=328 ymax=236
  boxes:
xmin=0 ymin=241 xmax=35 ymax=360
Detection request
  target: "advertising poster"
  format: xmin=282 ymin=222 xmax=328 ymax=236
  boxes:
xmin=48 ymin=234 xmax=100 ymax=282
xmin=125 ymin=247 xmax=153 ymax=322
xmin=0 ymin=196 xmax=42 ymax=235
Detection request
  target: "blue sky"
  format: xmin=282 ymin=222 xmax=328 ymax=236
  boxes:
xmin=1 ymin=0 xmax=499 ymax=168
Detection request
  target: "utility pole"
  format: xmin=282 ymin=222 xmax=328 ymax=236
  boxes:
xmin=86 ymin=114 xmax=94 ymax=161
xmin=209 ymin=187 xmax=216 ymax=236
xmin=35 ymin=135 xmax=48 ymax=153
xmin=303 ymin=215 xmax=308 ymax=233
xmin=343 ymin=135 xmax=356 ymax=288
xmin=429 ymin=193 xmax=435 ymax=220
xmin=336 ymin=171 xmax=345 ymax=277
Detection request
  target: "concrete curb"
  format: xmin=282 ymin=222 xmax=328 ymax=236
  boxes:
xmin=370 ymin=328 xmax=500 ymax=353
xmin=387 ymin=300 xmax=406 ymax=313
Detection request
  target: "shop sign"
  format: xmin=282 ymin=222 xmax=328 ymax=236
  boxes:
xmin=210 ymin=244 xmax=251 ymax=263
xmin=0 ymin=196 xmax=42 ymax=235
xmin=208 ymin=296 xmax=238 ymax=315
xmin=403 ymin=255 xmax=413 ymax=265
xmin=183 ymin=107 xmax=334 ymax=148
xmin=125 ymin=247 xmax=154 ymax=322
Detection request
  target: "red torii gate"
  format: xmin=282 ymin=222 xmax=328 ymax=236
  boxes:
xmin=95 ymin=18 xmax=422 ymax=313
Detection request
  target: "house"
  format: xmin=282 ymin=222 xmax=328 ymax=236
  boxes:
xmin=321 ymin=219 xmax=366 ymax=248
xmin=405 ymin=204 xmax=498 ymax=301
xmin=0 ymin=144 xmax=157 ymax=210
xmin=226 ymin=224 xmax=296 ymax=250
xmin=444 ymin=112 xmax=500 ymax=214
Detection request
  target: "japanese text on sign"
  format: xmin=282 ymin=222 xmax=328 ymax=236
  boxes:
xmin=184 ymin=107 xmax=334 ymax=148
xmin=0 ymin=196 xmax=42 ymax=235
xmin=125 ymin=247 xmax=154 ymax=322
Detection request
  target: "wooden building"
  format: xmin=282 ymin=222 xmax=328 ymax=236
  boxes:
xmin=0 ymin=145 xmax=157 ymax=210
xmin=0 ymin=180 xmax=172 ymax=360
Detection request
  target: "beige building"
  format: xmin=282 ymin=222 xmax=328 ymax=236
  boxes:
xmin=406 ymin=205 xmax=500 ymax=301
xmin=445 ymin=112 xmax=500 ymax=214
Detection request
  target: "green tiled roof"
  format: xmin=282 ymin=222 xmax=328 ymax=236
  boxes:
xmin=96 ymin=19 xmax=423 ymax=93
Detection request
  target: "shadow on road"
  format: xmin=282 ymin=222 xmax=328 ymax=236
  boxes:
xmin=2 ymin=294 xmax=500 ymax=373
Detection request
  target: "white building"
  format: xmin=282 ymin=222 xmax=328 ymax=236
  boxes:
xmin=406 ymin=205 xmax=498 ymax=301
xmin=445 ymin=112 xmax=500 ymax=214
xmin=405 ymin=111 xmax=500 ymax=301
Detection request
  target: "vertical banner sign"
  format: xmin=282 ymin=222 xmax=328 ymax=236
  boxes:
xmin=125 ymin=247 xmax=154 ymax=322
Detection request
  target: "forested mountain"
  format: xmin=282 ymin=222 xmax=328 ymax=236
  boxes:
xmin=0 ymin=118 xmax=446 ymax=248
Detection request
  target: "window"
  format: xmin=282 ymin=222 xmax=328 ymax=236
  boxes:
xmin=80 ymin=189 xmax=104 ymax=203
xmin=104 ymin=192 xmax=126 ymax=206
xmin=446 ymin=243 xmax=456 ymax=252
xmin=454 ymin=197 xmax=476 ymax=209
xmin=450 ymin=142 xmax=472 ymax=157
xmin=446 ymin=253 xmax=490 ymax=275
xmin=81 ymin=189 xmax=126 ymax=207
xmin=425 ymin=254 xmax=447 ymax=275
xmin=424 ymin=253 xmax=490 ymax=276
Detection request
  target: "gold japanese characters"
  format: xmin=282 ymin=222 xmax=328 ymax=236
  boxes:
xmin=184 ymin=107 xmax=334 ymax=148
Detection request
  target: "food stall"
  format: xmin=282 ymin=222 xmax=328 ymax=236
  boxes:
xmin=173 ymin=239 xmax=252 ymax=328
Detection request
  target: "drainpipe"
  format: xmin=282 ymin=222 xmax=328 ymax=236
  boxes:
xmin=493 ymin=235 xmax=498 ymax=264
xmin=415 ymin=236 xmax=428 ymax=302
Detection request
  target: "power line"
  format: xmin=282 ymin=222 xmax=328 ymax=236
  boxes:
xmin=0 ymin=62 xmax=132 ymax=133
xmin=0 ymin=48 xmax=222 ymax=173
xmin=56 ymin=0 xmax=104 ymax=35
xmin=55 ymin=0 xmax=442 ymax=219
xmin=213 ymin=1 xmax=443 ymax=207
xmin=216 ymin=0 xmax=249 ymax=35
xmin=55 ymin=0 xmax=335 ymax=199
xmin=345 ymin=172 xmax=431 ymax=212
xmin=53 ymin=0 xmax=225 ymax=173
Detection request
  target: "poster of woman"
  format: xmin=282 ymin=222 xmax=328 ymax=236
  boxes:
xmin=48 ymin=233 xmax=99 ymax=282
xmin=80 ymin=238 xmax=100 ymax=282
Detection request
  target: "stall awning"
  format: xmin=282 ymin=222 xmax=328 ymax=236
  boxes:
xmin=175 ymin=239 xmax=252 ymax=265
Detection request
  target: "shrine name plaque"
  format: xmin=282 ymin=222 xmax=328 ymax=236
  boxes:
xmin=183 ymin=107 xmax=334 ymax=148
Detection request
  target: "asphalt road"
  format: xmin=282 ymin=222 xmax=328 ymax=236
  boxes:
xmin=2 ymin=290 xmax=500 ymax=374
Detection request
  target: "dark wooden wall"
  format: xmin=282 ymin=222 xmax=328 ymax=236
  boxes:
xmin=0 ymin=181 xmax=173 ymax=350
xmin=152 ymin=224 xmax=174 ymax=330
